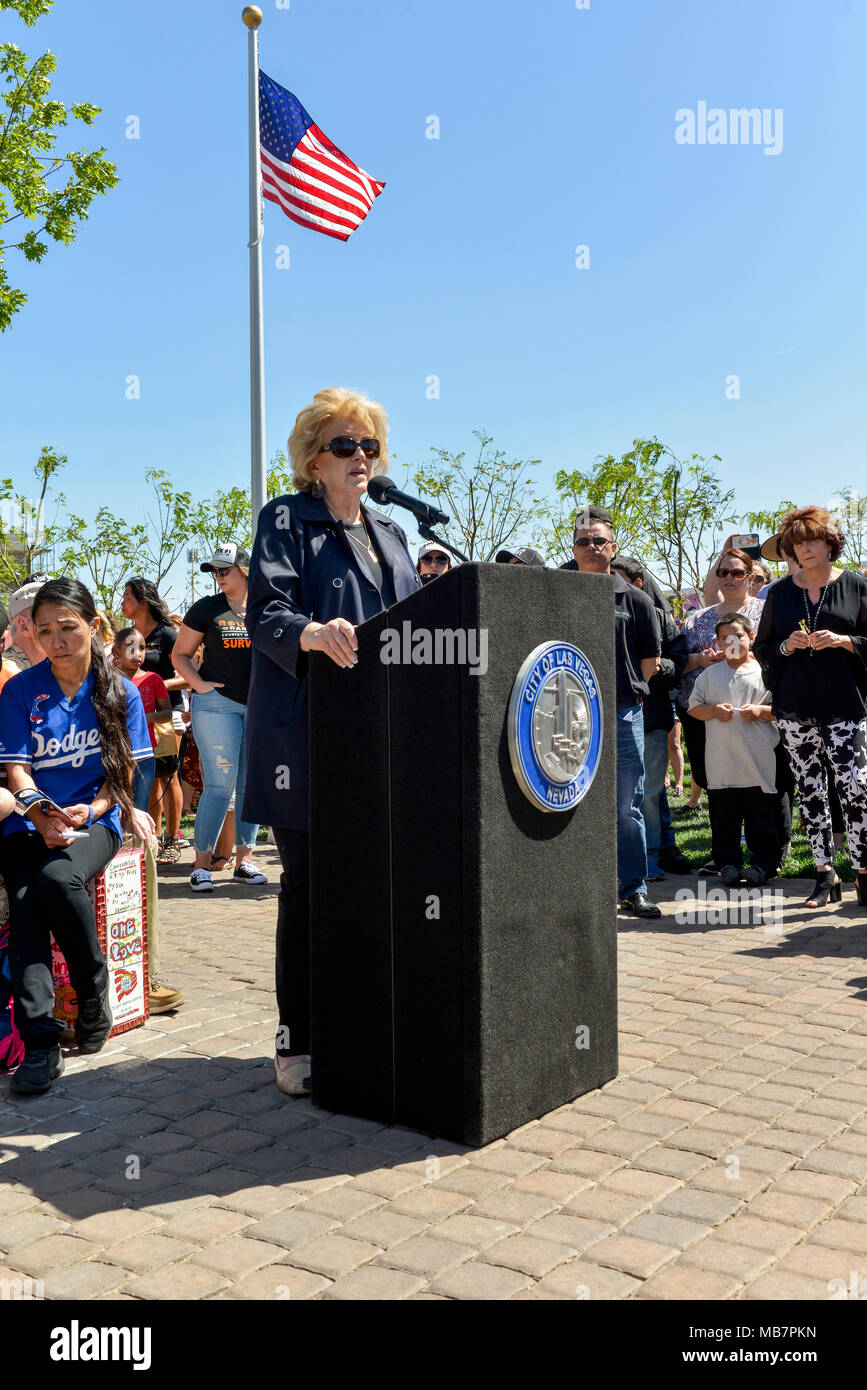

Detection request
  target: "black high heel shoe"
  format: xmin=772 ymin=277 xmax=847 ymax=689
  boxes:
xmin=856 ymin=872 xmax=867 ymax=907
xmin=805 ymin=869 xmax=842 ymax=908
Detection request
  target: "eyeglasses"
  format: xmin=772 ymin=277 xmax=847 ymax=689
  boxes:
xmin=319 ymin=436 xmax=381 ymax=460
xmin=574 ymin=536 xmax=612 ymax=549
xmin=716 ymin=568 xmax=748 ymax=579
xmin=211 ymin=567 xmax=231 ymax=575
xmin=420 ymin=554 xmax=449 ymax=567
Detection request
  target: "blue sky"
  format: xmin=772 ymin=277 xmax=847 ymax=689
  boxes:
xmin=2 ymin=0 xmax=865 ymax=599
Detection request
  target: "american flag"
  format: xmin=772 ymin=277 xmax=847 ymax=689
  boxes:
xmin=258 ymin=72 xmax=385 ymax=242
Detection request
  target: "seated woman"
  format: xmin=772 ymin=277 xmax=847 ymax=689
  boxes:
xmin=0 ymin=578 xmax=153 ymax=1095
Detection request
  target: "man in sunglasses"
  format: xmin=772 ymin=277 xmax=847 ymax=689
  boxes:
xmin=612 ymin=555 xmax=692 ymax=881
xmin=417 ymin=541 xmax=452 ymax=584
xmin=572 ymin=519 xmax=663 ymax=919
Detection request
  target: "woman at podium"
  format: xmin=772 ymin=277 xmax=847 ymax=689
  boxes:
xmin=243 ymin=388 xmax=420 ymax=1097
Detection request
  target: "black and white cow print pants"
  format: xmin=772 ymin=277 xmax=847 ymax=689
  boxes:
xmin=778 ymin=718 xmax=867 ymax=871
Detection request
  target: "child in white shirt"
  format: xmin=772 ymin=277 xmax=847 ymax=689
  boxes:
xmin=689 ymin=612 xmax=781 ymax=886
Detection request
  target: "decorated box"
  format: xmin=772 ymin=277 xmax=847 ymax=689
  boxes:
xmin=52 ymin=845 xmax=149 ymax=1037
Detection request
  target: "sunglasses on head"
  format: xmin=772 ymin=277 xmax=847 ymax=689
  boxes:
xmin=319 ymin=436 xmax=381 ymax=460
xmin=716 ymin=567 xmax=747 ymax=579
xmin=574 ymin=536 xmax=611 ymax=549
xmin=421 ymin=554 xmax=449 ymax=566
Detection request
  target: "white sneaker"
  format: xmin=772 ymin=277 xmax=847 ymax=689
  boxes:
xmin=234 ymin=862 xmax=268 ymax=885
xmin=275 ymin=1054 xmax=311 ymax=1096
xmin=189 ymin=868 xmax=214 ymax=893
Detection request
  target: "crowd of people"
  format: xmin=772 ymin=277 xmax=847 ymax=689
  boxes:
xmin=1 ymin=384 xmax=867 ymax=1101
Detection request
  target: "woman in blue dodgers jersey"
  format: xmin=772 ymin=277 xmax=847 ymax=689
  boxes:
xmin=0 ymin=578 xmax=153 ymax=1096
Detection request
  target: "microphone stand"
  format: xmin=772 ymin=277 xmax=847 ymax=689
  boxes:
xmin=417 ymin=521 xmax=469 ymax=565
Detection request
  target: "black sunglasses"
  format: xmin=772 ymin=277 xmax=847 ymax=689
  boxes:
xmin=574 ymin=536 xmax=611 ymax=549
xmin=716 ymin=568 xmax=747 ymax=579
xmin=319 ymin=436 xmax=381 ymax=461
xmin=421 ymin=554 xmax=449 ymax=567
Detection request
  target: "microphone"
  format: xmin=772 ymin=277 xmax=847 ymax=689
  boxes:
xmin=366 ymin=476 xmax=450 ymax=527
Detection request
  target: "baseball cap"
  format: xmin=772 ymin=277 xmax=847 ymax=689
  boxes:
xmin=495 ymin=546 xmax=546 ymax=567
xmin=417 ymin=541 xmax=451 ymax=563
xmin=200 ymin=542 xmax=251 ymax=573
xmin=573 ymin=505 xmax=613 ymax=532
xmin=8 ymin=578 xmax=49 ymax=620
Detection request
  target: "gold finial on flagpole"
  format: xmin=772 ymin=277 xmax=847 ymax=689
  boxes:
xmin=241 ymin=6 xmax=263 ymax=27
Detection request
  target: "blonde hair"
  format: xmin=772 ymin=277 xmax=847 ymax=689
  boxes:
xmin=96 ymin=609 xmax=117 ymax=646
xmin=288 ymin=386 xmax=389 ymax=492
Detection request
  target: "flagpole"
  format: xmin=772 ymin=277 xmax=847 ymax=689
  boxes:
xmin=243 ymin=6 xmax=267 ymax=534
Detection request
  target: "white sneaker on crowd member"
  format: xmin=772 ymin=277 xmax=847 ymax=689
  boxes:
xmin=275 ymin=1054 xmax=311 ymax=1096
xmin=234 ymin=862 xmax=268 ymax=885
xmin=189 ymin=868 xmax=214 ymax=893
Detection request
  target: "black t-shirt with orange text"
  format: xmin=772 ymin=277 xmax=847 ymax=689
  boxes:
xmin=183 ymin=595 xmax=252 ymax=706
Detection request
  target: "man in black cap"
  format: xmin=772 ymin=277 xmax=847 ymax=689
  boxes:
xmin=572 ymin=517 xmax=663 ymax=917
xmin=560 ymin=507 xmax=613 ymax=571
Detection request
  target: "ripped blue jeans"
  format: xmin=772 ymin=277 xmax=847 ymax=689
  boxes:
xmin=190 ymin=688 xmax=259 ymax=852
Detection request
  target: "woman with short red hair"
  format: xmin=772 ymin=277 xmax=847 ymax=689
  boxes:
xmin=754 ymin=506 xmax=867 ymax=908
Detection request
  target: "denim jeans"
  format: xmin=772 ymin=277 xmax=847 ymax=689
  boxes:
xmin=190 ymin=689 xmax=259 ymax=852
xmin=133 ymin=755 xmax=156 ymax=814
xmin=616 ymin=705 xmax=648 ymax=899
xmin=659 ymin=788 xmax=676 ymax=850
xmin=641 ymin=728 xmax=670 ymax=874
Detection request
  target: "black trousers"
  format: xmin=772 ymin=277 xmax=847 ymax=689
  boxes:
xmin=682 ymin=699 xmax=794 ymax=849
xmin=774 ymin=742 xmax=794 ymax=848
xmin=708 ymin=787 xmax=781 ymax=875
xmin=273 ymin=827 xmax=311 ymax=1057
xmin=3 ymin=826 xmax=120 ymax=1049
xmin=677 ymin=699 xmax=707 ymax=790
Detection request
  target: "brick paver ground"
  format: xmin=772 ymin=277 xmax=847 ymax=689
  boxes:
xmin=3 ymin=848 xmax=867 ymax=1300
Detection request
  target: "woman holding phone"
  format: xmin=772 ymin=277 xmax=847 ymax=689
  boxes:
xmin=0 ymin=578 xmax=153 ymax=1095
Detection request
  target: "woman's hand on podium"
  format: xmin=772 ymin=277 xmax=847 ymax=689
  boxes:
xmin=300 ymin=618 xmax=358 ymax=669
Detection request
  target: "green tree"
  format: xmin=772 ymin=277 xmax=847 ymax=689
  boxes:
xmin=827 ymin=487 xmax=867 ymax=572
xmin=190 ymin=452 xmax=293 ymax=557
xmin=0 ymin=0 xmax=118 ymax=331
xmin=0 ymin=442 xmax=66 ymax=588
xmin=137 ymin=468 xmax=197 ymax=590
xmin=553 ymin=447 xmax=656 ymax=562
xmin=554 ymin=438 xmax=737 ymax=610
xmin=637 ymin=443 xmax=738 ymax=608
xmin=56 ymin=507 xmax=145 ymax=619
xmin=409 ymin=431 xmax=552 ymax=562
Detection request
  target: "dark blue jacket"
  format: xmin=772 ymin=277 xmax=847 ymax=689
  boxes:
xmin=242 ymin=491 xmax=421 ymax=829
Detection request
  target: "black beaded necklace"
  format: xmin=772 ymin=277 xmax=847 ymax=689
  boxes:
xmin=801 ymin=572 xmax=833 ymax=656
